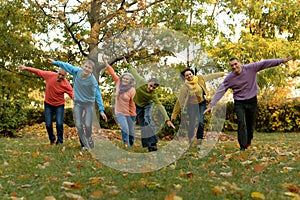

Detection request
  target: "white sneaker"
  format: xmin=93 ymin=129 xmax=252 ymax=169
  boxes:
xmin=82 ymin=147 xmax=89 ymax=151
xmin=87 ymin=137 xmax=94 ymax=148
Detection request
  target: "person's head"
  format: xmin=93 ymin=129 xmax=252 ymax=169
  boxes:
xmin=147 ymin=77 xmax=159 ymax=93
xmin=56 ymin=68 xmax=67 ymax=82
xmin=180 ymin=68 xmax=194 ymax=81
xmin=229 ymin=57 xmax=242 ymax=74
xmin=82 ymin=60 xmax=95 ymax=76
xmin=120 ymin=72 xmax=135 ymax=87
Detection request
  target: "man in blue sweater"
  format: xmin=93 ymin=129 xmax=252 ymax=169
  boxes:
xmin=204 ymin=55 xmax=293 ymax=150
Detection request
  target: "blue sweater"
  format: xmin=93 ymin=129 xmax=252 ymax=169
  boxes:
xmin=53 ymin=61 xmax=105 ymax=113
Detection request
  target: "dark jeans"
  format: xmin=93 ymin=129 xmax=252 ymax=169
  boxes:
xmin=234 ymin=96 xmax=257 ymax=149
xmin=136 ymin=103 xmax=157 ymax=148
xmin=186 ymin=100 xmax=206 ymax=141
xmin=44 ymin=102 xmax=65 ymax=143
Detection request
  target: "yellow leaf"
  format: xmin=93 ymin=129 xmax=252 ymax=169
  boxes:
xmin=212 ymin=186 xmax=224 ymax=196
xmin=251 ymin=192 xmax=265 ymax=199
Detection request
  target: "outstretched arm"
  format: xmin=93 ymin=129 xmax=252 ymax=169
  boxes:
xmin=18 ymin=64 xmax=46 ymax=77
xmin=204 ymin=83 xmax=228 ymax=114
xmin=47 ymin=58 xmax=79 ymax=75
xmin=102 ymin=53 xmax=119 ymax=83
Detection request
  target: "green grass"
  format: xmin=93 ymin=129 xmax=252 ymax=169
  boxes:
xmin=0 ymin=132 xmax=299 ymax=200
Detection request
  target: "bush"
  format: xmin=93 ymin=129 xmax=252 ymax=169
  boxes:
xmin=0 ymin=99 xmax=27 ymax=137
xmin=10 ymin=98 xmax=300 ymax=137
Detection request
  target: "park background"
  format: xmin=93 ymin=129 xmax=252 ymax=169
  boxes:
xmin=0 ymin=0 xmax=299 ymax=199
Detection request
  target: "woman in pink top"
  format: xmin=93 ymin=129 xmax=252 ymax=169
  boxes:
xmin=103 ymin=54 xmax=136 ymax=147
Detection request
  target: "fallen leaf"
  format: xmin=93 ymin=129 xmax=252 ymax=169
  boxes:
xmin=77 ymin=164 xmax=83 ymax=170
xmin=109 ymin=189 xmax=119 ymax=195
xmin=241 ymin=160 xmax=253 ymax=165
xmin=65 ymin=192 xmax=84 ymax=200
xmin=249 ymin=176 xmax=260 ymax=184
xmin=212 ymin=186 xmax=224 ymax=196
xmin=32 ymin=150 xmax=39 ymax=157
xmin=253 ymin=164 xmax=264 ymax=174
xmin=284 ymin=192 xmax=300 ymax=197
xmin=88 ymin=177 xmax=101 ymax=185
xmin=220 ymin=170 xmax=234 ymax=178
xmin=208 ymin=156 xmax=217 ymax=163
xmin=209 ymin=171 xmax=216 ymax=176
xmin=173 ymin=184 xmax=182 ymax=190
xmin=64 ymin=171 xmax=75 ymax=177
xmin=186 ymin=171 xmax=194 ymax=179
xmin=44 ymin=196 xmax=56 ymax=200
xmin=165 ymin=193 xmax=183 ymax=200
xmin=90 ymin=191 xmax=103 ymax=198
xmin=251 ymin=191 xmax=265 ymax=199
xmin=281 ymin=167 xmax=294 ymax=173
xmin=21 ymin=184 xmax=31 ymax=188
xmin=288 ymin=185 xmax=299 ymax=193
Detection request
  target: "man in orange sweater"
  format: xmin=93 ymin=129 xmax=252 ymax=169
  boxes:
xmin=19 ymin=65 xmax=74 ymax=145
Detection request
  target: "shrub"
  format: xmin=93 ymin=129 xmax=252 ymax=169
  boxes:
xmin=0 ymin=99 xmax=27 ymax=137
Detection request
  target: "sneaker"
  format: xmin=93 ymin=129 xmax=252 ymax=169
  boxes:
xmin=196 ymin=139 xmax=202 ymax=150
xmin=87 ymin=137 xmax=94 ymax=149
xmin=82 ymin=146 xmax=89 ymax=151
xmin=148 ymin=144 xmax=158 ymax=152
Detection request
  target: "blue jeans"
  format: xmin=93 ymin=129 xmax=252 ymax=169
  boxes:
xmin=136 ymin=103 xmax=157 ymax=148
xmin=186 ymin=100 xmax=206 ymax=141
xmin=44 ymin=102 xmax=65 ymax=143
xmin=234 ymin=96 xmax=257 ymax=149
xmin=73 ymin=101 xmax=94 ymax=148
xmin=116 ymin=114 xmax=136 ymax=146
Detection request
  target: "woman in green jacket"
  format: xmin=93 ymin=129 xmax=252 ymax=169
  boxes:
xmin=171 ymin=68 xmax=225 ymax=148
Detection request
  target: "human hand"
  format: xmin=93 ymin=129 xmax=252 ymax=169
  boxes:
xmin=224 ymin=69 xmax=229 ymax=76
xmin=47 ymin=58 xmax=54 ymax=64
xmin=122 ymin=57 xmax=128 ymax=64
xmin=203 ymin=107 xmax=212 ymax=115
xmin=282 ymin=55 xmax=293 ymax=63
xmin=102 ymin=52 xmax=108 ymax=65
xmin=167 ymin=120 xmax=175 ymax=129
xmin=18 ymin=65 xmax=26 ymax=70
xmin=100 ymin=112 xmax=108 ymax=122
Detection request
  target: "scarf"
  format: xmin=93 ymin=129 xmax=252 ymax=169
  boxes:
xmin=185 ymin=76 xmax=202 ymax=97
xmin=118 ymin=82 xmax=132 ymax=95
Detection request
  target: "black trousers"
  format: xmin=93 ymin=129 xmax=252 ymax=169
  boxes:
xmin=234 ymin=96 xmax=257 ymax=149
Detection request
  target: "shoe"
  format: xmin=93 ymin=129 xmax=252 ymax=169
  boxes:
xmin=50 ymin=140 xmax=55 ymax=145
xmin=196 ymin=139 xmax=203 ymax=150
xmin=87 ymin=137 xmax=94 ymax=148
xmin=148 ymin=144 xmax=158 ymax=152
xmin=56 ymin=140 xmax=63 ymax=145
xmin=82 ymin=147 xmax=89 ymax=151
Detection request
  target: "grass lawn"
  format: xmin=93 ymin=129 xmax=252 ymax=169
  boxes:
xmin=0 ymin=129 xmax=299 ymax=200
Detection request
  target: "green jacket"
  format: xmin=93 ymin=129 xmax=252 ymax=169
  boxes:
xmin=171 ymin=72 xmax=225 ymax=120
xmin=128 ymin=65 xmax=170 ymax=121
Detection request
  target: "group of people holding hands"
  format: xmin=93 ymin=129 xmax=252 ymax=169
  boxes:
xmin=19 ymin=53 xmax=293 ymax=152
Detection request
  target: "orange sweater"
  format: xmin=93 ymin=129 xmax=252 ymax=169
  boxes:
xmin=106 ymin=66 xmax=136 ymax=116
xmin=24 ymin=67 xmax=73 ymax=106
